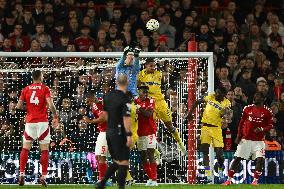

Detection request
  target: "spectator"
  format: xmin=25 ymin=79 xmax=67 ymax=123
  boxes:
xmin=225 ymin=89 xmax=243 ymax=150
xmin=54 ymin=35 xmax=69 ymax=52
xmin=58 ymin=97 xmax=77 ymax=127
xmin=106 ymin=23 xmax=119 ymax=45
xmin=233 ymin=86 xmax=248 ymax=106
xmin=100 ymin=0 xmax=115 ymax=21
xmin=22 ymin=9 xmax=35 ymax=35
xmin=32 ymin=0 xmax=44 ymax=23
xmin=74 ymin=26 xmax=96 ymax=52
xmin=265 ymin=128 xmax=282 ymax=151
xmin=0 ymin=38 xmax=15 ymax=52
xmin=215 ymin=66 xmax=233 ymax=91
xmin=68 ymin=18 xmax=80 ymax=41
xmin=158 ymin=13 xmax=176 ymax=49
xmin=196 ymin=24 xmax=215 ymax=50
xmin=1 ymin=13 xmax=16 ymax=38
xmin=256 ymin=77 xmax=273 ymax=105
xmin=276 ymin=61 xmax=284 ymax=78
xmin=28 ymin=39 xmax=41 ymax=52
xmin=96 ymin=29 xmax=111 ymax=48
xmin=51 ymin=21 xmax=66 ymax=48
xmin=9 ymin=24 xmax=30 ymax=52
xmin=0 ymin=119 xmax=15 ymax=151
xmin=31 ymin=23 xmax=53 ymax=48
xmin=37 ymin=33 xmax=53 ymax=52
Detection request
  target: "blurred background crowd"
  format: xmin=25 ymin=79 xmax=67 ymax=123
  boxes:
xmin=0 ymin=0 xmax=284 ymax=153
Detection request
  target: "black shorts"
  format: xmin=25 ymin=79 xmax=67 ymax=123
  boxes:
xmin=106 ymin=130 xmax=130 ymax=161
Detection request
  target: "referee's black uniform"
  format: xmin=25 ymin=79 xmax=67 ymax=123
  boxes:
xmin=96 ymin=89 xmax=131 ymax=189
xmin=103 ymin=89 xmax=131 ymax=161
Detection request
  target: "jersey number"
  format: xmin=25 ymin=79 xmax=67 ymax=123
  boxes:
xmin=30 ymin=91 xmax=39 ymax=105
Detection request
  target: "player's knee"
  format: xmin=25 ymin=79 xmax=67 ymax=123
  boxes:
xmin=147 ymin=149 xmax=155 ymax=163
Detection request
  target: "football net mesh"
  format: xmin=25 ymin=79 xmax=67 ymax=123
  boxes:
xmin=0 ymin=52 xmax=212 ymax=184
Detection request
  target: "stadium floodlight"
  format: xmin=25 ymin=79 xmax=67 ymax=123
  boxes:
xmin=0 ymin=51 xmax=214 ymax=184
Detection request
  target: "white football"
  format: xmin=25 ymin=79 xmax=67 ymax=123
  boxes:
xmin=146 ymin=19 xmax=160 ymax=32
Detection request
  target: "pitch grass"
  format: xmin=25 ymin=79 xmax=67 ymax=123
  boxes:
xmin=0 ymin=184 xmax=283 ymax=189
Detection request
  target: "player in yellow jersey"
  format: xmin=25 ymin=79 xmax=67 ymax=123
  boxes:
xmin=188 ymin=86 xmax=232 ymax=182
xmin=137 ymin=58 xmax=186 ymax=155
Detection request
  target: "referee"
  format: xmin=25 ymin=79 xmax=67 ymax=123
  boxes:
xmin=95 ymin=74 xmax=133 ymax=189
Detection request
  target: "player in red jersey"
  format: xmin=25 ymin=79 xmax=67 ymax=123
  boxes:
xmin=134 ymin=86 xmax=158 ymax=186
xmin=16 ymin=70 xmax=58 ymax=187
xmin=84 ymin=92 xmax=109 ymax=182
xmin=222 ymin=92 xmax=273 ymax=186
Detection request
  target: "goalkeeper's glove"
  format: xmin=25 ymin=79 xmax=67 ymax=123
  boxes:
xmin=133 ymin=47 xmax=141 ymax=57
xmin=123 ymin=46 xmax=132 ymax=56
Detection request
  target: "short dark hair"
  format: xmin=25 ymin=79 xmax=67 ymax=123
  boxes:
xmin=254 ymin=92 xmax=265 ymax=99
xmin=145 ymin=58 xmax=155 ymax=64
xmin=32 ymin=70 xmax=42 ymax=81
xmin=216 ymin=86 xmax=227 ymax=95
xmin=86 ymin=90 xmax=95 ymax=99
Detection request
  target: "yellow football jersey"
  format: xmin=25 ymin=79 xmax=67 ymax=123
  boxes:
xmin=138 ymin=69 xmax=164 ymax=100
xmin=130 ymin=102 xmax=138 ymax=147
xmin=201 ymin=93 xmax=231 ymax=128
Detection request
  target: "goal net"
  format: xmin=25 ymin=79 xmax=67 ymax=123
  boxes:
xmin=0 ymin=52 xmax=213 ymax=184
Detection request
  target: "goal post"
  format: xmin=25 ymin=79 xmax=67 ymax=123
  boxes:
xmin=0 ymin=51 xmax=214 ymax=184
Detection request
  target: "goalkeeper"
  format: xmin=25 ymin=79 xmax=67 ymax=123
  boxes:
xmin=116 ymin=46 xmax=141 ymax=96
xmin=138 ymin=58 xmax=186 ymax=155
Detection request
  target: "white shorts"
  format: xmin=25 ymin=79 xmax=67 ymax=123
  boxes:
xmin=234 ymin=139 xmax=265 ymax=160
xmin=95 ymin=132 xmax=108 ymax=156
xmin=137 ymin=134 xmax=157 ymax=151
xmin=24 ymin=122 xmax=50 ymax=144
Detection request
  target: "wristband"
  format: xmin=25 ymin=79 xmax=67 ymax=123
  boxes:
xmin=125 ymin=132 xmax=132 ymax=136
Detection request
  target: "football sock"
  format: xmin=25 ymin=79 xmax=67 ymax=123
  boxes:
xmin=227 ymin=170 xmax=235 ymax=181
xmin=40 ymin=150 xmax=49 ymax=177
xmin=126 ymin=169 xmax=133 ymax=181
xmin=20 ymin=148 xmax=29 ymax=175
xmin=143 ymin=162 xmax=152 ymax=179
xmin=253 ymin=171 xmax=262 ymax=181
xmin=171 ymin=128 xmax=182 ymax=143
xmin=150 ymin=162 xmax=157 ymax=181
xmin=98 ymin=163 xmax=108 ymax=180
xmin=117 ymin=165 xmax=128 ymax=188
xmin=101 ymin=162 xmax=119 ymax=185
xmin=204 ymin=166 xmax=211 ymax=177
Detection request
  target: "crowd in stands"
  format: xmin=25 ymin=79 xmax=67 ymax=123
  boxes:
xmin=0 ymin=0 xmax=284 ymax=152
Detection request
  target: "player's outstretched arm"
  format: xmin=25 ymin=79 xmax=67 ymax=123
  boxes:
xmin=116 ymin=46 xmax=132 ymax=69
xmin=187 ymin=98 xmax=204 ymax=121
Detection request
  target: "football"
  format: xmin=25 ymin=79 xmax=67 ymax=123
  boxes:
xmin=146 ymin=19 xmax=160 ymax=32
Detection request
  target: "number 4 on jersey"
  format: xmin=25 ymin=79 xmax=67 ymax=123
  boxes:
xmin=30 ymin=91 xmax=39 ymax=105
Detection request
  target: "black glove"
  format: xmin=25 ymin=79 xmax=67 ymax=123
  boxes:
xmin=123 ymin=46 xmax=132 ymax=56
xmin=133 ymin=47 xmax=141 ymax=57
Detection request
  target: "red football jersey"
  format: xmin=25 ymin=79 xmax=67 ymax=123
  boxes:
xmin=92 ymin=100 xmax=107 ymax=132
xmin=134 ymin=97 xmax=157 ymax=136
xmin=19 ymin=83 xmax=51 ymax=123
xmin=237 ymin=104 xmax=273 ymax=141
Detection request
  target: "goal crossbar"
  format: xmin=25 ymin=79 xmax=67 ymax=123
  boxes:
xmin=0 ymin=52 xmax=213 ymax=58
